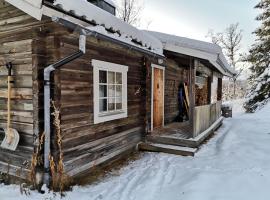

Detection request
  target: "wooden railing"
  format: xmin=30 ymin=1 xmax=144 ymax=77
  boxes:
xmin=193 ymin=101 xmax=222 ymax=137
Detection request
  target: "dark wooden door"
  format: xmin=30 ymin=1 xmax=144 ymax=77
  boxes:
xmin=153 ymin=67 xmax=164 ymax=129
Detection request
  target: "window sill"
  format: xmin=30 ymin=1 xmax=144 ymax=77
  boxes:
xmin=99 ymin=110 xmax=125 ymax=117
xmin=94 ymin=110 xmax=128 ymax=124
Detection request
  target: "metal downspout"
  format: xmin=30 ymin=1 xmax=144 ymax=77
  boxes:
xmin=43 ymin=34 xmax=86 ymax=186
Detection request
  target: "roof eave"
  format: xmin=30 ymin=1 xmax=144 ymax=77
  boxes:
xmin=164 ymin=44 xmax=232 ymax=76
xmin=5 ymin=0 xmax=43 ymax=20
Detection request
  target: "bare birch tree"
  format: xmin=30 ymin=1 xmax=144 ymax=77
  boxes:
xmin=206 ymin=23 xmax=244 ymax=98
xmin=117 ymin=0 xmax=144 ymax=26
xmin=207 ymin=23 xmax=243 ymax=68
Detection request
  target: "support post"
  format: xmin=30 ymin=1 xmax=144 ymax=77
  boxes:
xmin=189 ymin=58 xmax=196 ymax=138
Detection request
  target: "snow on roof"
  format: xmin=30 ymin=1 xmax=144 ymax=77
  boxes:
xmin=145 ymin=31 xmax=236 ymax=76
xmin=147 ymin=31 xmax=221 ymax=55
xmin=52 ymin=0 xmax=163 ymax=55
xmin=5 ymin=0 xmax=162 ymax=55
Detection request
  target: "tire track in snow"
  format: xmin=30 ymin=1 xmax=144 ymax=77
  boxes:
xmin=112 ymin=154 xmax=161 ymax=200
xmin=141 ymin=155 xmax=171 ymax=200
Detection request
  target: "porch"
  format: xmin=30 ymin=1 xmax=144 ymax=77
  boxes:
xmin=139 ymin=101 xmax=223 ymax=156
xmin=140 ymin=51 xmax=224 ymax=156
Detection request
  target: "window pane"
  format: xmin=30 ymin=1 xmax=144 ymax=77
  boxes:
xmin=99 ymin=70 xmax=107 ymax=83
xmin=116 ymin=85 xmax=122 ymax=97
xmin=116 ymin=72 xmax=122 ymax=84
xmin=99 ymin=85 xmax=107 ymax=97
xmin=116 ymin=97 xmax=122 ymax=110
xmin=108 ymin=71 xmax=115 ymax=84
xmin=108 ymin=85 xmax=115 ymax=97
xmin=108 ymin=98 xmax=115 ymax=111
xmin=99 ymin=99 xmax=107 ymax=112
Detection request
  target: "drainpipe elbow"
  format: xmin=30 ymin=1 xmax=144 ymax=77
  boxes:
xmin=44 ymin=65 xmax=55 ymax=82
xmin=79 ymin=34 xmax=86 ymax=54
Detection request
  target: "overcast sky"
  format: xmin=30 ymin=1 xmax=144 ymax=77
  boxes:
xmin=138 ymin=0 xmax=260 ymax=53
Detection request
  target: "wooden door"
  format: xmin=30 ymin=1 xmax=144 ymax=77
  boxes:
xmin=153 ymin=67 xmax=164 ymax=129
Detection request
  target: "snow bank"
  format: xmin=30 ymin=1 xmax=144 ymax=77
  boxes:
xmin=53 ymin=0 xmax=163 ymax=55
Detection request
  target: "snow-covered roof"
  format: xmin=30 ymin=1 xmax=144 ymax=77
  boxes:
xmin=5 ymin=0 xmax=163 ymax=56
xmin=53 ymin=0 xmax=163 ymax=54
xmin=145 ymin=31 xmax=236 ymax=76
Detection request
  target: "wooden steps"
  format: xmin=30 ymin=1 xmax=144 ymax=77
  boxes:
xmin=147 ymin=117 xmax=223 ymax=148
xmin=138 ymin=142 xmax=197 ymax=156
xmin=139 ymin=117 xmax=224 ymax=156
xmin=147 ymin=135 xmax=197 ymax=148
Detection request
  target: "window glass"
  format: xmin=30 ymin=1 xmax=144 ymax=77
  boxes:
xmin=98 ymin=70 xmax=123 ymax=113
xmin=116 ymin=85 xmax=122 ymax=97
xmin=108 ymin=85 xmax=115 ymax=97
xmin=108 ymin=98 xmax=115 ymax=111
xmin=99 ymin=70 xmax=107 ymax=83
xmin=116 ymin=72 xmax=122 ymax=84
xmin=99 ymin=85 xmax=107 ymax=97
xmin=108 ymin=71 xmax=115 ymax=84
xmin=116 ymin=97 xmax=122 ymax=110
xmin=99 ymin=99 xmax=107 ymax=112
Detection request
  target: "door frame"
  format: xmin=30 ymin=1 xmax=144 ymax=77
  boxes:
xmin=151 ymin=63 xmax=165 ymax=131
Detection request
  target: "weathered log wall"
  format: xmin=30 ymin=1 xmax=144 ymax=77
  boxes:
xmin=0 ymin=0 xmax=81 ymax=180
xmin=0 ymin=0 xmax=37 ymax=179
xmin=56 ymin=33 xmax=158 ymax=177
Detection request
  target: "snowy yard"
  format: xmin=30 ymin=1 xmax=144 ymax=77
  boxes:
xmin=1 ymin=99 xmax=270 ymax=200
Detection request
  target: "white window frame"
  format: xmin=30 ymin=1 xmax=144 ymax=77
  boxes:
xmin=92 ymin=59 xmax=128 ymax=124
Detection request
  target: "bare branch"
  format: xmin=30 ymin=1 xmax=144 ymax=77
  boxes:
xmin=206 ymin=23 xmax=243 ymax=69
xmin=117 ymin=0 xmax=144 ymax=27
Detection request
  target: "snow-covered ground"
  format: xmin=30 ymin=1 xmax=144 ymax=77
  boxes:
xmin=1 ymin=99 xmax=270 ymax=200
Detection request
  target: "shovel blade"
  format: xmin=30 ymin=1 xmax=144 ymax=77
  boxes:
xmin=1 ymin=128 xmax=20 ymax=151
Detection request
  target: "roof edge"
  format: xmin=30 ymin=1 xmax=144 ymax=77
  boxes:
xmin=5 ymin=0 xmax=163 ymax=57
xmin=5 ymin=0 xmax=43 ymax=20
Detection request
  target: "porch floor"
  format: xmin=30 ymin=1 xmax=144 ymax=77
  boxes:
xmin=151 ymin=121 xmax=192 ymax=139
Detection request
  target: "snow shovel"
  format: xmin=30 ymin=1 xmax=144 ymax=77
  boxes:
xmin=1 ymin=62 xmax=19 ymax=151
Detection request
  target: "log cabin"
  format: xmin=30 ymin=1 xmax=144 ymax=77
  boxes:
xmin=0 ymin=0 xmax=235 ymax=188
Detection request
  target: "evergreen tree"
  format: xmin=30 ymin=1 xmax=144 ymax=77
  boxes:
xmin=244 ymin=0 xmax=270 ymax=112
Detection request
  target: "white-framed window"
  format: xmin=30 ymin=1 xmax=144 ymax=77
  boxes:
xmin=92 ymin=59 xmax=128 ymax=124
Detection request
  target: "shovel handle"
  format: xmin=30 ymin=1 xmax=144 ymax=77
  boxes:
xmin=6 ymin=62 xmax=12 ymax=133
xmin=7 ymin=76 xmax=11 ymax=130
